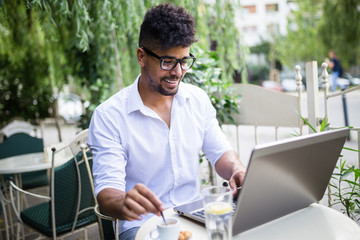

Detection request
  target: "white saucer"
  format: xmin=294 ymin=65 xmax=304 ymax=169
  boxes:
xmin=144 ymin=230 xmax=193 ymax=240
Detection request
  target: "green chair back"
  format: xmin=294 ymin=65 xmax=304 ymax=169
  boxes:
xmin=20 ymin=151 xmax=97 ymax=237
xmin=0 ymin=133 xmax=43 ymax=158
xmin=0 ymin=133 xmax=48 ymax=188
xmin=53 ymin=152 xmax=95 ymax=229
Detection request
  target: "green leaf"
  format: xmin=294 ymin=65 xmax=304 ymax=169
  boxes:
xmin=297 ymin=112 xmax=317 ymax=133
xmin=320 ymin=116 xmax=330 ymax=131
xmin=343 ymin=147 xmax=360 ymax=153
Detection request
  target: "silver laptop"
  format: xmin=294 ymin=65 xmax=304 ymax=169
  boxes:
xmin=173 ymin=128 xmax=349 ymax=235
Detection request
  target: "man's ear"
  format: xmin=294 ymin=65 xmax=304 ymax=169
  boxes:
xmin=137 ymin=48 xmax=146 ymax=67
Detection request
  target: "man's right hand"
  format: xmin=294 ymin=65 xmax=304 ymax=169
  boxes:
xmin=97 ymin=183 xmax=165 ymax=221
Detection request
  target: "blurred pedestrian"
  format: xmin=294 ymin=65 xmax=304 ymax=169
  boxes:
xmin=326 ymin=50 xmax=343 ymax=92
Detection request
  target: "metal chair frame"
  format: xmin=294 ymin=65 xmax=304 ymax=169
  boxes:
xmin=0 ymin=190 xmax=10 ymax=240
xmin=76 ymin=129 xmax=119 ymax=240
xmin=9 ymin=131 xmax=97 ymax=239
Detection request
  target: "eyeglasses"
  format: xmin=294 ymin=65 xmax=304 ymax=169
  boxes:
xmin=141 ymin=46 xmax=196 ymax=71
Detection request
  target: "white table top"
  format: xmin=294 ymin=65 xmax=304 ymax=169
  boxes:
xmin=135 ymin=203 xmax=360 ymax=240
xmin=0 ymin=152 xmax=69 ymax=174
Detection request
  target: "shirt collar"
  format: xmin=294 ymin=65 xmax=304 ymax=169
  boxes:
xmin=127 ymin=75 xmax=190 ymax=114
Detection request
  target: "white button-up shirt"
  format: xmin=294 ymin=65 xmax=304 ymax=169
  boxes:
xmin=87 ymin=76 xmax=232 ymax=233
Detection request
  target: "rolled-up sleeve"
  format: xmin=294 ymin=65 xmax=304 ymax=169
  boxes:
xmin=87 ymin=107 xmax=127 ymax=197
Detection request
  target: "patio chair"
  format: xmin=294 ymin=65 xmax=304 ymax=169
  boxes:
xmin=72 ymin=129 xmax=119 ymax=240
xmin=0 ymin=190 xmax=10 ymax=240
xmin=9 ymin=134 xmax=97 ymax=239
xmin=0 ymin=133 xmax=48 ymax=189
xmin=94 ymin=204 xmax=119 ymax=240
xmin=0 ymin=119 xmax=40 ymax=141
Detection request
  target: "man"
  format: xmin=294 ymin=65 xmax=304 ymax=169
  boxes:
xmin=87 ymin=3 xmax=246 ymax=239
xmin=326 ymin=50 xmax=342 ymax=92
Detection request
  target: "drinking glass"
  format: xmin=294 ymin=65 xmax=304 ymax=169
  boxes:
xmin=202 ymin=186 xmax=233 ymax=240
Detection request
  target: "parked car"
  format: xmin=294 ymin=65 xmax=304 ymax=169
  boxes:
xmin=279 ymin=69 xmax=306 ymax=92
xmin=262 ymin=80 xmax=283 ymax=92
xmin=341 ymin=73 xmax=360 ymax=86
xmin=318 ymin=72 xmax=359 ymax=90
xmin=337 ymin=76 xmax=351 ymax=89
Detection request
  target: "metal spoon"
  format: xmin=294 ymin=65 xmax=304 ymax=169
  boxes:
xmin=160 ymin=211 xmax=167 ymax=226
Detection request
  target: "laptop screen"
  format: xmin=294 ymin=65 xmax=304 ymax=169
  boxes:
xmin=173 ymin=129 xmax=349 ymax=236
xmin=232 ymin=128 xmax=349 ymax=235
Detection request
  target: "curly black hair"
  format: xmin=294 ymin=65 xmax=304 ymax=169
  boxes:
xmin=139 ymin=3 xmax=197 ymax=50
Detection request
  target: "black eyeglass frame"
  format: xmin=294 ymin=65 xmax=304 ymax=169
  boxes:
xmin=141 ymin=46 xmax=196 ymax=71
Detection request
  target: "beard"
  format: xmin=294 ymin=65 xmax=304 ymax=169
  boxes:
xmin=146 ymin=69 xmax=182 ymax=96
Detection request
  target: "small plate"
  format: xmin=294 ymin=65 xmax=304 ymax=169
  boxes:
xmin=144 ymin=230 xmax=193 ymax=240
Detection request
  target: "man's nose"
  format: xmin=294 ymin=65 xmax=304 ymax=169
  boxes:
xmin=170 ymin=62 xmax=183 ymax=75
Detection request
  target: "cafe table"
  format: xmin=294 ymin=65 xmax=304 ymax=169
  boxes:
xmin=0 ymin=143 xmax=72 ymax=198
xmin=135 ymin=203 xmax=360 ymax=240
xmin=1 ymin=152 xmax=50 ymax=176
xmin=0 ymin=142 xmax=71 ymax=181
xmin=0 ymin=151 xmax=68 ymax=208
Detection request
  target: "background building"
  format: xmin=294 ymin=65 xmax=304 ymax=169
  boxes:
xmin=237 ymin=0 xmax=297 ymax=47
xmin=236 ymin=0 xmax=299 ymax=86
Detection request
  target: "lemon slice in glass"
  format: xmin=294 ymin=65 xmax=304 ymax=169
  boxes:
xmin=206 ymin=202 xmax=232 ymax=215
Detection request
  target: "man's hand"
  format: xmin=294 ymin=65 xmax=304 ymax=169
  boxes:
xmin=97 ymin=183 xmax=165 ymax=221
xmin=228 ymin=168 xmax=246 ymax=197
xmin=215 ymin=150 xmax=247 ymax=197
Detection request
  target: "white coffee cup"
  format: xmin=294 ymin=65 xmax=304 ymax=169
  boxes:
xmin=150 ymin=217 xmax=181 ymax=240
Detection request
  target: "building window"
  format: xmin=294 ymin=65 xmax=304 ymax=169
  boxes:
xmin=242 ymin=5 xmax=256 ymax=14
xmin=266 ymin=4 xmax=278 ymax=13
xmin=266 ymin=23 xmax=279 ymax=34
xmin=242 ymin=25 xmax=257 ymax=33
